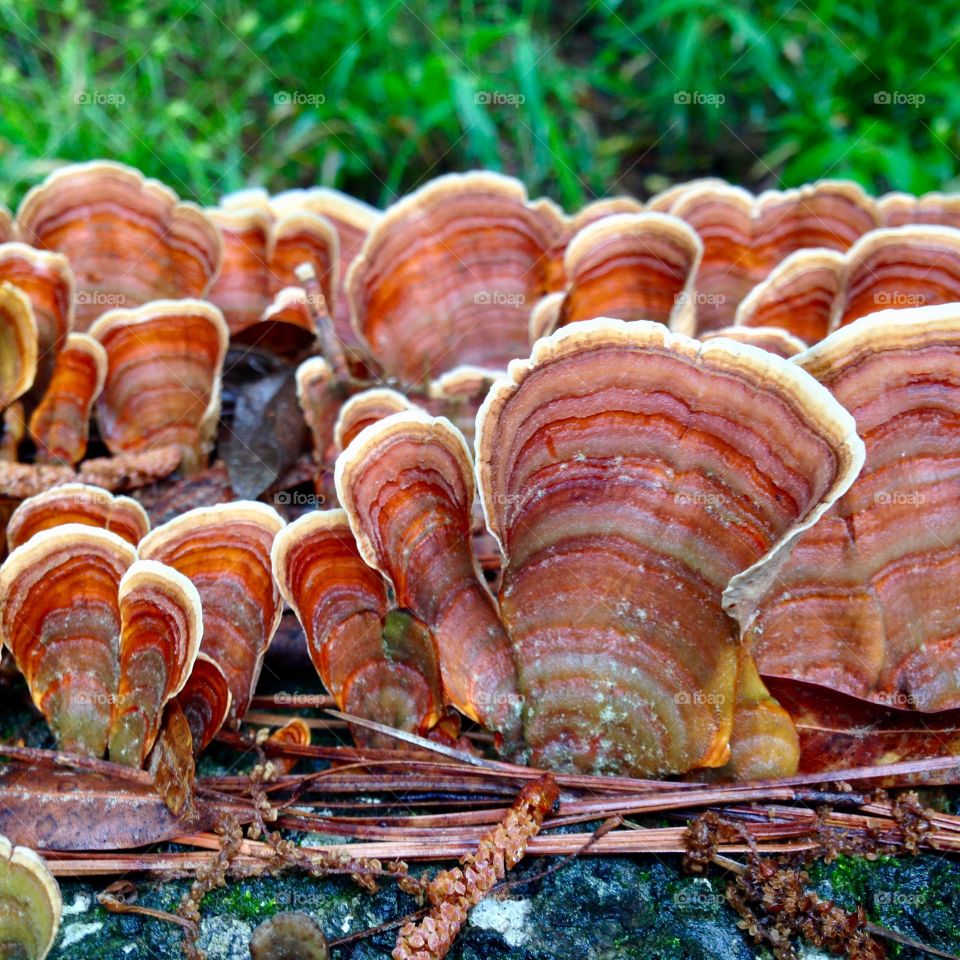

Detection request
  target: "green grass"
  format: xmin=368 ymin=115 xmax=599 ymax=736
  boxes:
xmin=0 ymin=0 xmax=957 ymax=212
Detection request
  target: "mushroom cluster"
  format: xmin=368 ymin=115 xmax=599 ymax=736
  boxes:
xmin=1 ymin=161 xmax=960 ymax=788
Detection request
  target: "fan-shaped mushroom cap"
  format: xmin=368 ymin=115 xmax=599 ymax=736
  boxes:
xmin=0 ymin=207 xmax=10 ymax=241
xmin=272 ymin=509 xmax=444 ymax=742
xmin=271 ymin=187 xmax=379 ymax=349
xmin=16 ymin=161 xmax=222 ymax=331
xmin=232 ymin=287 xmax=319 ymax=359
xmin=6 ymin=483 xmax=149 ymax=551
xmin=424 ymin=365 xmax=501 ymax=446
xmin=295 ymin=357 xmax=342 ymax=467
xmin=0 ymin=835 xmax=61 ymax=960
xmin=701 ymin=326 xmax=807 ymax=359
xmin=334 ymin=388 xmax=414 ymax=453
xmin=138 ymin=502 xmax=285 ymax=723
xmin=735 ymin=250 xmax=845 ymax=345
xmin=735 ymin=227 xmax=960 ymax=344
xmin=878 ymin=191 xmax=960 ymax=230
xmin=175 ymin=652 xmax=232 ymax=755
xmin=749 ymin=304 xmax=960 ymax=711
xmin=0 ymin=525 xmax=136 ymax=757
xmin=646 ymin=177 xmax=729 ymax=213
xmin=28 ymin=333 xmax=106 ymax=465
xmin=107 ymin=559 xmax=202 ymax=766
xmin=0 ymin=243 xmax=74 ymax=400
xmin=672 ymin=180 xmax=879 ymax=331
xmin=347 ymin=172 xmax=565 ymax=384
xmin=205 ymin=205 xmax=274 ymax=333
xmin=535 ymin=213 xmax=702 ymax=336
xmin=89 ymin=299 xmax=228 ymax=474
xmin=0 ymin=282 xmax=37 ymax=411
xmin=336 ymin=410 xmax=520 ymax=738
xmin=476 ymin=318 xmax=863 ymax=776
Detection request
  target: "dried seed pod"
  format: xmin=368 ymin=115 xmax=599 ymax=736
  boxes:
xmin=16 ymin=161 xmax=222 ymax=331
xmin=672 ymin=180 xmax=879 ymax=330
xmin=138 ymin=502 xmax=285 ymax=723
xmin=878 ymin=190 xmax=960 ymax=229
xmin=701 ymin=326 xmax=806 ymax=359
xmin=0 ymin=243 xmax=74 ymax=400
xmin=750 ymin=304 xmax=960 ymax=711
xmin=28 ymin=333 xmax=106 ymax=465
xmin=108 ymin=559 xmax=202 ymax=767
xmin=336 ymin=411 xmax=520 ymax=739
xmin=175 ymin=652 xmax=232 ymax=756
xmin=476 ymin=319 xmax=863 ymax=776
xmin=89 ymin=299 xmax=228 ymax=474
xmin=0 ymin=525 xmax=136 ymax=757
xmin=0 ymin=835 xmax=62 ymax=960
xmin=735 ymin=227 xmax=960 ymax=343
xmin=534 ymin=213 xmax=702 ymax=337
xmin=272 ymin=509 xmax=444 ymax=743
xmin=6 ymin=483 xmax=149 ymax=551
xmin=334 ymin=387 xmax=414 ymax=453
xmin=347 ymin=172 xmax=565 ymax=384
xmin=0 ymin=282 xmax=37 ymax=412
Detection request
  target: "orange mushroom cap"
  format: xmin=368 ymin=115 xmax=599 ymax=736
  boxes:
xmin=6 ymin=483 xmax=149 ymax=552
xmin=28 ymin=332 xmax=106 ymax=465
xmin=701 ymin=326 xmax=807 ymax=359
xmin=272 ymin=509 xmax=444 ymax=744
xmin=476 ymin=318 xmax=863 ymax=776
xmin=878 ymin=191 xmax=960 ymax=230
xmin=89 ymin=299 xmax=228 ymax=475
xmin=333 ymin=387 xmax=414 ymax=454
xmin=16 ymin=161 xmax=222 ymax=331
xmin=336 ymin=410 xmax=520 ymax=739
xmin=138 ymin=501 xmax=285 ymax=723
xmin=175 ymin=652 xmax=232 ymax=756
xmin=0 ymin=834 xmax=62 ymax=960
xmin=0 ymin=282 xmax=37 ymax=411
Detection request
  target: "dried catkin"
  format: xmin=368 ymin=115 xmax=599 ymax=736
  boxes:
xmin=393 ymin=775 xmax=559 ymax=960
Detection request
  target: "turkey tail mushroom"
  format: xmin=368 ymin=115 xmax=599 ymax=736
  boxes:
xmin=0 ymin=282 xmax=37 ymax=413
xmin=749 ymin=303 xmax=960 ymax=712
xmin=336 ymin=411 xmax=521 ymax=741
xmin=272 ymin=509 xmax=444 ymax=746
xmin=138 ymin=502 xmax=285 ymax=724
xmin=476 ymin=318 xmax=863 ymax=777
xmin=0 ymin=836 xmax=61 ymax=960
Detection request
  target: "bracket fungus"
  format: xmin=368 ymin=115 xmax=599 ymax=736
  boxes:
xmin=272 ymin=509 xmax=444 ymax=743
xmin=0 ymin=282 xmax=37 ymax=414
xmin=700 ymin=326 xmax=807 ymax=359
xmin=0 ymin=835 xmax=61 ymax=960
xmin=28 ymin=333 xmax=106 ymax=465
xmin=671 ymin=180 xmax=879 ymax=331
xmin=531 ymin=212 xmax=702 ymax=337
xmin=734 ymin=226 xmax=960 ymax=344
xmin=749 ymin=304 xmax=960 ymax=712
xmin=138 ymin=501 xmax=285 ymax=724
xmin=878 ymin=191 xmax=960 ymax=230
xmin=475 ymin=318 xmax=863 ymax=777
xmin=16 ymin=161 xmax=222 ymax=331
xmin=89 ymin=299 xmax=228 ymax=475
xmin=346 ymin=172 xmax=565 ymax=384
xmin=174 ymin=652 xmax=232 ymax=756
xmin=334 ymin=387 xmax=414 ymax=454
xmin=336 ymin=410 xmax=521 ymax=740
xmin=0 ymin=525 xmax=199 ymax=765
xmin=0 ymin=243 xmax=73 ymax=401
xmin=6 ymin=483 xmax=149 ymax=551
